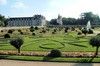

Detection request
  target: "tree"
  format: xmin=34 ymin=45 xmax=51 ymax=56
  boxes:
xmin=49 ymin=19 xmax=59 ymax=25
xmin=10 ymin=38 xmax=24 ymax=53
xmin=62 ymin=17 xmax=76 ymax=25
xmin=89 ymin=36 xmax=100 ymax=57
xmin=0 ymin=14 xmax=6 ymax=26
xmin=80 ymin=12 xmax=100 ymax=25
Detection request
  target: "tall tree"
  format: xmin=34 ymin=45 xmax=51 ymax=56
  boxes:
xmin=0 ymin=14 xmax=6 ymax=26
xmin=62 ymin=17 xmax=76 ymax=25
xmin=49 ymin=19 xmax=59 ymax=25
xmin=80 ymin=12 xmax=100 ymax=25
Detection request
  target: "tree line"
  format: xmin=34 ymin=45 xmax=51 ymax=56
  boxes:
xmin=49 ymin=12 xmax=100 ymax=25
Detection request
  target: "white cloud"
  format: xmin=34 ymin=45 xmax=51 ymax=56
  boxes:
xmin=0 ymin=0 xmax=7 ymax=5
xmin=46 ymin=0 xmax=100 ymax=20
xmin=11 ymin=1 xmax=28 ymax=9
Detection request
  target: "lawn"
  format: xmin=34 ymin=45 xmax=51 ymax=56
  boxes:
xmin=0 ymin=30 xmax=97 ymax=52
xmin=0 ymin=55 xmax=100 ymax=63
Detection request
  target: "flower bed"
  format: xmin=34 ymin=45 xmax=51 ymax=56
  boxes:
xmin=0 ymin=51 xmax=99 ymax=58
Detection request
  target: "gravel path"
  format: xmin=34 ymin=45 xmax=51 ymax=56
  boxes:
xmin=0 ymin=59 xmax=100 ymax=66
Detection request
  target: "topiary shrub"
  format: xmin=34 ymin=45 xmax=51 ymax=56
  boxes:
xmin=32 ymin=33 xmax=36 ymax=36
xmin=89 ymin=35 xmax=100 ymax=57
xmin=88 ymin=29 xmax=94 ymax=34
xmin=97 ymin=33 xmax=100 ymax=36
xmin=42 ymin=29 xmax=46 ymax=33
xmin=78 ymin=27 xmax=82 ymax=30
xmin=1 ymin=30 xmax=3 ymax=32
xmin=91 ymin=27 xmax=95 ymax=29
xmin=4 ymin=34 xmax=10 ymax=38
xmin=47 ymin=49 xmax=62 ymax=57
xmin=34 ymin=26 xmax=39 ymax=30
xmin=81 ymin=28 xmax=88 ymax=36
xmin=30 ymin=26 xmax=34 ymax=32
xmin=8 ymin=29 xmax=13 ymax=34
xmin=10 ymin=38 xmax=23 ymax=53
xmin=18 ymin=29 xmax=22 ymax=32
xmin=71 ymin=27 xmax=75 ymax=31
xmin=77 ymin=32 xmax=82 ymax=35
xmin=20 ymin=32 xmax=23 ymax=35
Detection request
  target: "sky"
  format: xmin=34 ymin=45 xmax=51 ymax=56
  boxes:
xmin=0 ymin=0 xmax=100 ymax=20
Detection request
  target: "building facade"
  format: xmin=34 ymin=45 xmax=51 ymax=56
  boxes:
xmin=6 ymin=15 xmax=46 ymax=27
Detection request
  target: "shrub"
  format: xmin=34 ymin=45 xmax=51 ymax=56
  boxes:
xmin=42 ymin=29 xmax=46 ymax=33
xmin=91 ymin=27 xmax=95 ymax=29
xmin=1 ymin=30 xmax=3 ymax=32
xmin=77 ymin=32 xmax=82 ymax=35
xmin=97 ymin=33 xmax=100 ymax=36
xmin=34 ymin=26 xmax=39 ymax=30
xmin=10 ymin=38 xmax=24 ymax=53
xmin=53 ymin=29 xmax=57 ymax=32
xmin=88 ymin=29 xmax=94 ymax=34
xmin=32 ymin=33 xmax=36 ymax=36
xmin=64 ymin=28 xmax=69 ymax=33
xmin=89 ymin=36 xmax=100 ymax=57
xmin=18 ymin=29 xmax=22 ymax=32
xmin=52 ymin=32 xmax=56 ymax=34
xmin=8 ymin=29 xmax=13 ymax=34
xmin=30 ymin=26 xmax=34 ymax=32
xmin=78 ymin=27 xmax=82 ymax=30
xmin=20 ymin=32 xmax=23 ymax=35
xmin=81 ymin=28 xmax=88 ymax=36
xmin=4 ymin=34 xmax=10 ymax=38
xmin=71 ymin=27 xmax=75 ymax=31
xmin=47 ymin=49 xmax=62 ymax=57
xmin=46 ymin=28 xmax=50 ymax=31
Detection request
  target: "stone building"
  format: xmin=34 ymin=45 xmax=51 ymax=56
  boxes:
xmin=6 ymin=15 xmax=46 ymax=27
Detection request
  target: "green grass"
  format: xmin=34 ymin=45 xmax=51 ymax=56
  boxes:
xmin=0 ymin=55 xmax=100 ymax=62
xmin=0 ymin=31 xmax=97 ymax=52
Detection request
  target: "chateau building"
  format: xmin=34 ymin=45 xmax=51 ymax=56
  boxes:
xmin=6 ymin=15 xmax=46 ymax=27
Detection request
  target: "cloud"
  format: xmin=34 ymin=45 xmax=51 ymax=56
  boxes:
xmin=45 ymin=0 xmax=100 ymax=20
xmin=0 ymin=0 xmax=7 ymax=5
xmin=11 ymin=1 xmax=28 ymax=9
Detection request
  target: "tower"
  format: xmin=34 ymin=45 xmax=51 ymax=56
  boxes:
xmin=57 ymin=14 xmax=63 ymax=25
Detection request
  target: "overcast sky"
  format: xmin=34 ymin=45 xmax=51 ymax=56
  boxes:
xmin=0 ymin=0 xmax=100 ymax=20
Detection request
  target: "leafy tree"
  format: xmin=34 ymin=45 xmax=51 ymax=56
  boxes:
xmin=62 ymin=17 xmax=76 ymax=25
xmin=80 ymin=12 xmax=100 ymax=25
xmin=10 ymin=38 xmax=24 ymax=53
xmin=89 ymin=36 xmax=100 ymax=57
xmin=49 ymin=19 xmax=59 ymax=25
xmin=0 ymin=14 xmax=6 ymax=26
